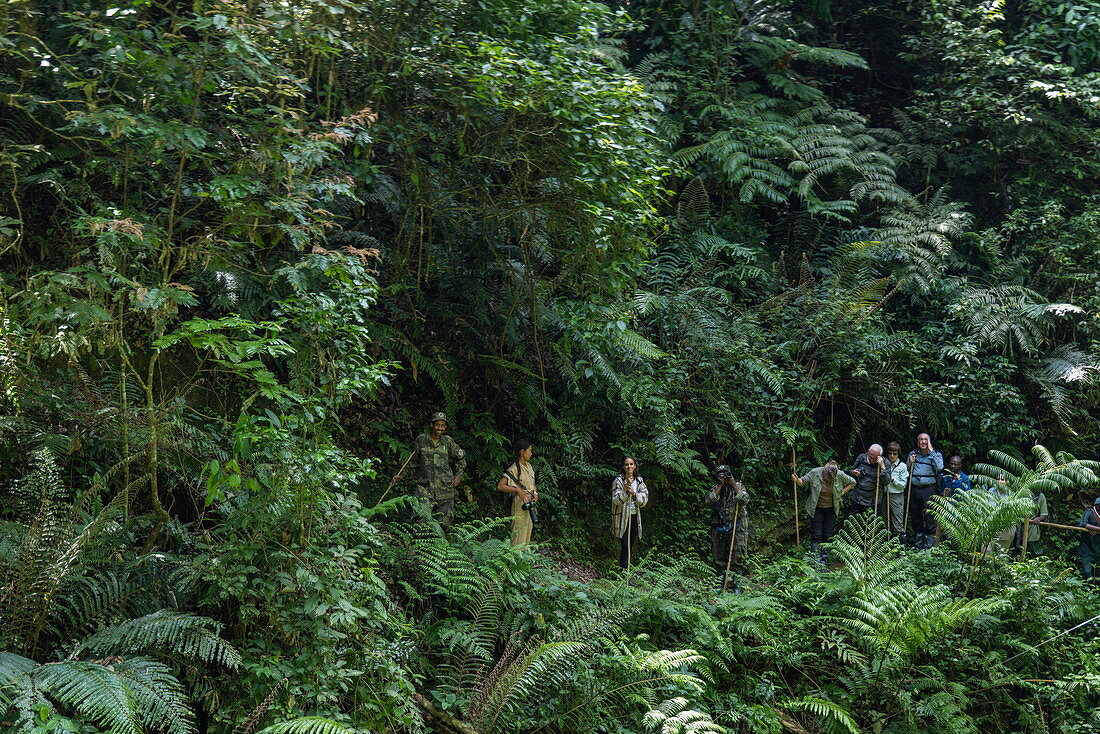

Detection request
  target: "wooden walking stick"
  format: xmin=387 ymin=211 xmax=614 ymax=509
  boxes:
xmin=722 ymin=498 xmax=742 ymax=593
xmin=791 ymin=448 xmax=800 ymax=547
xmin=1036 ymin=520 xmax=1092 ymax=533
xmin=873 ymin=459 xmax=882 ymax=517
xmin=1021 ymin=517 xmax=1031 ymax=560
xmin=375 ymin=451 xmax=415 ymax=507
xmin=902 ymin=461 xmax=914 ymax=542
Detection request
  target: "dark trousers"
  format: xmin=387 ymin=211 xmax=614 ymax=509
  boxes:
xmin=618 ymin=514 xmax=640 ymax=568
xmin=811 ymin=506 xmax=837 ymax=543
xmin=1082 ymin=543 xmax=1100 ymax=580
xmin=848 ymin=502 xmax=872 ymax=518
xmin=910 ymin=485 xmax=938 ymax=536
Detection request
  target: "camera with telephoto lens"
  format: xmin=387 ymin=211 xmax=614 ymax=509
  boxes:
xmin=523 ymin=500 xmax=540 ymax=524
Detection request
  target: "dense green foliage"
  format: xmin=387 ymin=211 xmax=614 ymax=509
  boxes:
xmin=3 ymin=0 xmax=1100 ymax=732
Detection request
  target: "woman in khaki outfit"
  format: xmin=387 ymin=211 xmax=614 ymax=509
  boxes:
xmin=497 ymin=438 xmax=537 ymax=547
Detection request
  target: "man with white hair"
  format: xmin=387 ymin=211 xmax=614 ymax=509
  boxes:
xmin=849 ymin=443 xmax=888 ymax=517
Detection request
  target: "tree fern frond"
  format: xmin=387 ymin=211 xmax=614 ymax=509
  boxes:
xmin=34 ymin=661 xmax=141 ymax=734
xmin=781 ymin=696 xmax=860 ymax=734
xmin=928 ymin=488 xmax=1033 ymax=556
xmin=253 ymin=717 xmax=360 ymax=734
xmin=75 ymin=610 xmax=241 ymax=668
xmin=643 ymin=696 xmax=724 ymax=734
xmin=110 ymin=658 xmax=195 ymax=734
xmin=828 ymin=513 xmax=905 ymax=589
xmin=0 ymin=653 xmax=36 ymax=710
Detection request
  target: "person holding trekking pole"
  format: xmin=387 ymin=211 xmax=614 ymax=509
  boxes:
xmin=707 ymin=465 xmax=748 ymax=588
xmin=885 ymin=442 xmax=909 ymax=539
xmin=393 ymin=411 xmax=467 ymax=527
xmin=497 ymin=438 xmax=538 ymax=547
xmin=850 ymin=444 xmax=887 ymax=519
xmin=792 ymin=459 xmax=855 ymax=567
xmin=611 ymin=456 xmax=648 ymax=569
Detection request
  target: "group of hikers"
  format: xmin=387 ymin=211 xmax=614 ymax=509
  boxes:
xmin=392 ymin=414 xmax=1100 ymax=583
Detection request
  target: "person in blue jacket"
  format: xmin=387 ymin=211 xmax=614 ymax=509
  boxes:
xmin=942 ymin=455 xmax=971 ymax=498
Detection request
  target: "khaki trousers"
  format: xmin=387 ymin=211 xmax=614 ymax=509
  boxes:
xmin=511 ymin=495 xmax=532 ymax=547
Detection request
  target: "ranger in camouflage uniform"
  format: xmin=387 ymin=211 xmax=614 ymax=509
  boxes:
xmin=397 ymin=412 xmax=467 ymax=527
xmin=707 ymin=465 xmax=749 ymax=583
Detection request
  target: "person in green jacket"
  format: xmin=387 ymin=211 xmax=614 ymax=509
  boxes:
xmin=792 ymin=460 xmax=855 ymax=565
xmin=395 ymin=411 xmax=467 ymax=527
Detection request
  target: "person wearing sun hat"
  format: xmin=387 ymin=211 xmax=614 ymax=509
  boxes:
xmin=394 ymin=411 xmax=467 ymax=527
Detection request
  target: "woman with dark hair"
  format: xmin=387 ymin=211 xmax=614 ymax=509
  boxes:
xmin=496 ymin=438 xmax=537 ymax=547
xmin=611 ymin=456 xmax=649 ymax=568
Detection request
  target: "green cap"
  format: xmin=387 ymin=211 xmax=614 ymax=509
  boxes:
xmin=430 ymin=412 xmax=448 ymax=424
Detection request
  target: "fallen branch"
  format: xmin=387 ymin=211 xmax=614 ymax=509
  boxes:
xmin=413 ymin=693 xmax=483 ymax=734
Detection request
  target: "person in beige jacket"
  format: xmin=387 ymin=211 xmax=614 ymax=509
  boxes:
xmin=611 ymin=456 xmax=649 ymax=568
xmin=497 ymin=439 xmax=537 ymax=547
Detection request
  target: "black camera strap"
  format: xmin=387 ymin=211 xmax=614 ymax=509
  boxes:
xmin=503 ymin=468 xmax=533 ymax=512
xmin=504 ymin=467 xmax=531 ymax=495
xmin=503 ymin=467 xmax=539 ymax=524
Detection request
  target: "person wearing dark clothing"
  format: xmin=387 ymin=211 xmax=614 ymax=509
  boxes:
xmin=942 ymin=455 xmax=971 ymax=497
xmin=850 ymin=444 xmax=888 ymax=517
xmin=706 ymin=465 xmax=749 ymax=584
xmin=1079 ymin=497 xmax=1100 ymax=581
xmin=907 ymin=433 xmax=944 ymax=549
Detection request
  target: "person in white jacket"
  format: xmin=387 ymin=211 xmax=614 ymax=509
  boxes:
xmin=611 ymin=456 xmax=649 ymax=568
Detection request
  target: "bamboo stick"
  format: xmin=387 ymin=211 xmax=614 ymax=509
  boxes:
xmin=1036 ymin=520 xmax=1093 ymax=533
xmin=791 ymin=449 xmax=800 ymax=547
xmin=375 ymin=451 xmax=415 ymax=507
xmin=722 ymin=498 xmax=741 ymax=593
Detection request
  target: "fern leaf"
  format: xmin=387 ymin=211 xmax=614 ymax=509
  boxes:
xmin=253 ymin=717 xmax=360 ymax=734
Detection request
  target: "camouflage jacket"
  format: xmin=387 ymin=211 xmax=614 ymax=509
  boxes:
xmin=707 ymin=482 xmax=749 ymax=528
xmin=413 ymin=433 xmax=466 ymax=494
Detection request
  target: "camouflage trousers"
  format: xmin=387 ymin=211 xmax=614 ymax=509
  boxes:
xmin=415 ymin=484 xmax=456 ymax=528
xmin=711 ymin=525 xmax=748 ymax=575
